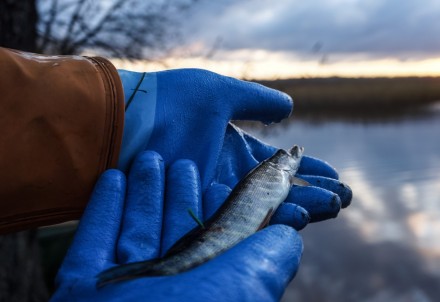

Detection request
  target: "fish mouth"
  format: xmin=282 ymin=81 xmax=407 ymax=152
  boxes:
xmin=288 ymin=145 xmax=304 ymax=157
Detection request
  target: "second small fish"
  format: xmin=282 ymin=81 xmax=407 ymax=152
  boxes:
xmin=97 ymin=145 xmax=307 ymax=287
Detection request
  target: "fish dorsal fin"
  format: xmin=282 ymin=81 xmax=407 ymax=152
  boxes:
xmin=257 ymin=207 xmax=274 ymax=231
xmin=290 ymin=176 xmax=311 ymax=186
xmin=165 ymin=209 xmax=211 ymax=257
xmin=188 ymin=208 xmax=205 ymax=229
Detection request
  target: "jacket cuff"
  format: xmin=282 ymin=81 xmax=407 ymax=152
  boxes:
xmin=0 ymin=48 xmax=125 ymax=233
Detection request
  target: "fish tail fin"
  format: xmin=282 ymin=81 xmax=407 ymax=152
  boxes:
xmin=96 ymin=258 xmax=164 ymax=288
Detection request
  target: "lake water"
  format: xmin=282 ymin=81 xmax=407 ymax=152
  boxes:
xmin=241 ymin=104 xmax=440 ymax=302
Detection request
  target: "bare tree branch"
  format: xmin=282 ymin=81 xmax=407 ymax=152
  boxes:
xmin=58 ymin=0 xmax=87 ymax=54
xmin=38 ymin=0 xmax=58 ymax=52
xmin=35 ymin=0 xmax=199 ymax=59
xmin=67 ymin=0 xmax=126 ymax=54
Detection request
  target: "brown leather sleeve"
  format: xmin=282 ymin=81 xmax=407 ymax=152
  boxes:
xmin=0 ymin=48 xmax=125 ymax=234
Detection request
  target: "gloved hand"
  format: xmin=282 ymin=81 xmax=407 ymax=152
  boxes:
xmin=51 ymin=151 xmax=304 ymax=302
xmin=118 ymin=69 xmax=352 ymax=222
xmin=209 ymin=123 xmax=352 ymax=222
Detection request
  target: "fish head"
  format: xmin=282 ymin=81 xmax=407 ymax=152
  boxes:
xmin=288 ymin=145 xmax=304 ymax=158
xmin=271 ymin=145 xmax=304 ymax=175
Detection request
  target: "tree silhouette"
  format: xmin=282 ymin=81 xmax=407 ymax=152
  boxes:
xmin=36 ymin=0 xmax=197 ymax=58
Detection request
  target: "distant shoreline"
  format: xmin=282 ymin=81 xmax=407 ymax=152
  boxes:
xmin=255 ymin=77 xmax=440 ymax=121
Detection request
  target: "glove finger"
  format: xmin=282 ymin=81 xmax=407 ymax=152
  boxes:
xmin=188 ymin=225 xmax=303 ymax=302
xmin=57 ymin=170 xmax=126 ymax=279
xmin=117 ymin=151 xmax=165 ymax=263
xmin=203 ymin=183 xmax=232 ymax=221
xmin=270 ymin=203 xmax=310 ymax=230
xmin=298 ymin=156 xmax=339 ymax=179
xmin=299 ymin=175 xmax=352 ymax=208
xmin=229 ymin=79 xmax=292 ymax=124
xmin=242 ymin=131 xmax=340 ymax=179
xmin=161 ymin=159 xmax=203 ymax=256
xmin=286 ymin=186 xmax=341 ymax=222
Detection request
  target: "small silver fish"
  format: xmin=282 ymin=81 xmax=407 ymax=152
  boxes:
xmin=97 ymin=145 xmax=307 ymax=287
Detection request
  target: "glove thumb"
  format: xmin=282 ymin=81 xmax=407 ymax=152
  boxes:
xmin=229 ymin=80 xmax=293 ymax=124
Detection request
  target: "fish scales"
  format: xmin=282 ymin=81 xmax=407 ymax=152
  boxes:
xmin=97 ymin=145 xmax=305 ymax=287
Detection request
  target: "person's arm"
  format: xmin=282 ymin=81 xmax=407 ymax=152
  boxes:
xmin=0 ymin=47 xmax=125 ymax=233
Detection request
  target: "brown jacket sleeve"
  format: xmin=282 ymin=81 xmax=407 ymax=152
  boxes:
xmin=0 ymin=48 xmax=125 ymax=234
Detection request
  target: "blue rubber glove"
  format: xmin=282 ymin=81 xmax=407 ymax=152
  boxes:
xmin=51 ymin=151 xmax=304 ymax=302
xmin=118 ymin=69 xmax=352 ymax=222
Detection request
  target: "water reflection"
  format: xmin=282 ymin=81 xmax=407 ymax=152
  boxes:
xmin=241 ymin=106 xmax=440 ymax=301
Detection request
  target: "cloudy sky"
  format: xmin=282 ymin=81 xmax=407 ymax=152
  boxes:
xmin=118 ymin=0 xmax=440 ymax=78
xmin=184 ymin=0 xmax=440 ymax=58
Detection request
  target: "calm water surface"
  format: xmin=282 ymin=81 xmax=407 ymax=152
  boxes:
xmin=242 ymin=106 xmax=440 ymax=302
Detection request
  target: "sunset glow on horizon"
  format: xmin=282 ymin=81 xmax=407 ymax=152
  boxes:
xmin=112 ymin=50 xmax=440 ymax=80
